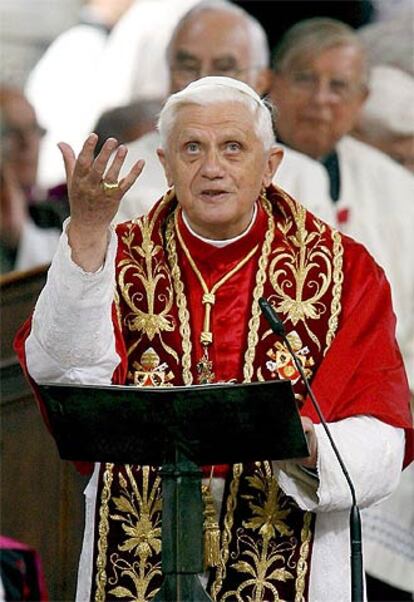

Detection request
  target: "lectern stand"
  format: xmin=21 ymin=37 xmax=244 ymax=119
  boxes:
xmin=39 ymin=380 xmax=308 ymax=602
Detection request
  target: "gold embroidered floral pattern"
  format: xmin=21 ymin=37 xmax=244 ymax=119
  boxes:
xmin=242 ymin=473 xmax=292 ymax=540
xmin=117 ymin=192 xmax=179 ymax=364
xmin=108 ymin=466 xmax=162 ymax=602
xmin=224 ymin=474 xmax=294 ymax=601
xmin=269 ymin=193 xmax=333 ymax=350
xmin=212 ymin=463 xmax=313 ymax=602
xmin=105 ymin=466 xmax=162 ymax=601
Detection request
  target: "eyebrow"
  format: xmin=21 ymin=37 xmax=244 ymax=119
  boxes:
xmin=173 ymin=50 xmax=239 ymax=66
xmin=212 ymin=55 xmax=238 ymax=66
xmin=180 ymin=128 xmax=249 ymax=141
xmin=174 ymin=49 xmax=199 ymax=64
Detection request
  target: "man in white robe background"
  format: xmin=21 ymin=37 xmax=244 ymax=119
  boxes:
xmin=25 ymin=0 xmax=195 ymax=189
xmin=0 ymin=87 xmax=63 ymax=273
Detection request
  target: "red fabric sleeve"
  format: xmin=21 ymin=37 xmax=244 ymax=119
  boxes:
xmin=302 ymin=237 xmax=413 ymax=466
xmin=14 ymin=315 xmax=53 ymax=433
xmin=110 ymin=302 xmax=128 ymax=385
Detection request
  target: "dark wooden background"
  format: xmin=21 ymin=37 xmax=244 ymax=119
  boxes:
xmin=1 ymin=266 xmax=88 ymax=601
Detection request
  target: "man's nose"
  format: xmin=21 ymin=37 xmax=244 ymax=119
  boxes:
xmin=312 ymin=78 xmax=339 ymax=104
xmin=201 ymin=148 xmax=225 ymax=178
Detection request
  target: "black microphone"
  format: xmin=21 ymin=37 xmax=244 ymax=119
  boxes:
xmin=259 ymin=297 xmax=363 ymax=602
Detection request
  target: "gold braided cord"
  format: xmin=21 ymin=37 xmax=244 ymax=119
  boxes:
xmin=113 ymin=289 xmax=123 ymax=335
xmin=165 ymin=212 xmax=193 ymax=385
xmin=263 ymin=459 xmax=272 ymax=478
xmin=210 ymin=463 xmax=243 ymax=601
xmin=243 ymin=194 xmax=275 ymax=383
xmin=325 ymin=228 xmax=344 ymax=353
xmin=95 ymin=463 xmax=114 ymax=601
xmin=174 ymin=210 xmax=259 ymax=298
xmin=174 ymin=209 xmax=259 ymax=347
xmin=295 ymin=511 xmax=313 ymax=602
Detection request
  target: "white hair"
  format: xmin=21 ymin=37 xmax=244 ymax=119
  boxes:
xmin=157 ymin=76 xmax=276 ymax=150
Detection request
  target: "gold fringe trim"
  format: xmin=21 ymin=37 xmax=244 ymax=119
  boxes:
xmin=202 ymin=483 xmax=221 ymax=569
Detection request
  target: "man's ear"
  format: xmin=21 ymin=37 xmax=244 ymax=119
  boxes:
xmin=263 ymin=145 xmax=284 ymax=187
xmin=157 ymin=147 xmax=173 ymax=187
xmin=255 ymin=67 xmax=273 ymax=96
xmin=355 ymin=85 xmax=370 ymax=113
xmin=349 ymin=86 xmax=370 ymax=132
xmin=270 ymin=72 xmax=285 ymax=103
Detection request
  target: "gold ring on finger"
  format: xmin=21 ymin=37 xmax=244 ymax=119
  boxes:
xmin=102 ymin=180 xmax=119 ymax=191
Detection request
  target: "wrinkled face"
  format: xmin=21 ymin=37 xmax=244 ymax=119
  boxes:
xmin=157 ymin=102 xmax=282 ymax=240
xmin=0 ymin=95 xmax=43 ymax=188
xmin=169 ymin=10 xmax=270 ymax=95
xmin=271 ymin=45 xmax=368 ymax=159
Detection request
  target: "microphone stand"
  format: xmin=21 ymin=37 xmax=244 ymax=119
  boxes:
xmin=259 ymin=297 xmax=363 ymax=602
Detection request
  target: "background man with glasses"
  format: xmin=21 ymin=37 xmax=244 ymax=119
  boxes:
xmin=270 ymin=17 xmax=414 ymax=602
xmin=0 ymin=87 xmax=69 ymax=273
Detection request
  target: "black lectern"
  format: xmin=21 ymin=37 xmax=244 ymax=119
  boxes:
xmin=39 ymin=380 xmax=308 ymax=602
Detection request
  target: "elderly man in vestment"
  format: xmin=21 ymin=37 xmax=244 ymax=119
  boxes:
xmin=15 ymin=77 xmax=412 ymax=601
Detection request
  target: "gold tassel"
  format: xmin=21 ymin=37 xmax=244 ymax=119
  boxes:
xmin=202 ymin=483 xmax=221 ymax=569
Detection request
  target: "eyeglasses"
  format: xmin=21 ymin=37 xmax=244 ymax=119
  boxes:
xmin=171 ymin=64 xmax=259 ymax=85
xmin=286 ymin=70 xmax=365 ymax=101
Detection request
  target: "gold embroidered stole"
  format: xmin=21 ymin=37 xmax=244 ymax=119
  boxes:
xmin=91 ymin=187 xmax=344 ymax=601
xmin=208 ymin=462 xmax=315 ymax=602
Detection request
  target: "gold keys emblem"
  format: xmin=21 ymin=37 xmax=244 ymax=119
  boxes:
xmin=129 ymin=347 xmax=174 ymax=387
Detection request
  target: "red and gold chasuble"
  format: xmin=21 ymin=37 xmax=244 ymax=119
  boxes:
xmin=12 ymin=180 xmax=412 ymax=600
xmin=91 ymin=186 xmax=345 ymax=602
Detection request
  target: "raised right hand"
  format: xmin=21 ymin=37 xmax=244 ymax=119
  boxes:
xmin=58 ymin=133 xmax=144 ymax=271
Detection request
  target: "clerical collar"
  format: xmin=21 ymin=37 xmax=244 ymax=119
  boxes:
xmin=181 ymin=203 xmax=258 ymax=248
xmin=321 ymin=151 xmax=341 ymax=203
xmin=277 ymin=133 xmax=341 ymax=203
